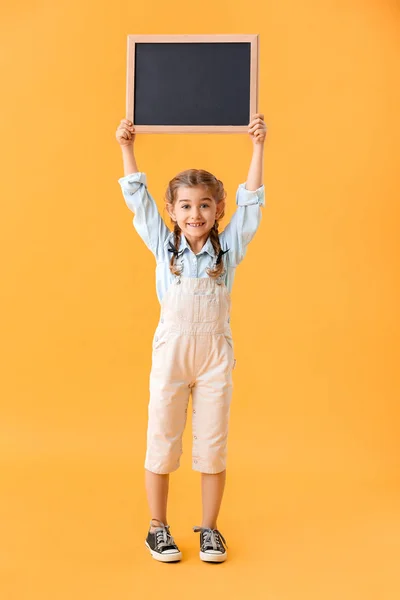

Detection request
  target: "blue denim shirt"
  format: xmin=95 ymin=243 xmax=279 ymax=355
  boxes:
xmin=118 ymin=171 xmax=265 ymax=304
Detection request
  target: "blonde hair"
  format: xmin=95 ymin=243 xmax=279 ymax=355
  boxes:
xmin=165 ymin=169 xmax=227 ymax=278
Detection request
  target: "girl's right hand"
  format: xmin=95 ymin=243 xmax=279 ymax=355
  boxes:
xmin=116 ymin=119 xmax=136 ymax=147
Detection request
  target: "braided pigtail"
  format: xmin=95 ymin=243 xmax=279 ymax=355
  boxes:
xmin=168 ymin=222 xmax=183 ymax=276
xmin=206 ymin=220 xmax=229 ymax=279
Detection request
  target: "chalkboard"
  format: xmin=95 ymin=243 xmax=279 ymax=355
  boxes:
xmin=125 ymin=35 xmax=259 ymax=133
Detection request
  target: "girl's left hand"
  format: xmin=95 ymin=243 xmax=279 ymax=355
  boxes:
xmin=248 ymin=113 xmax=268 ymax=145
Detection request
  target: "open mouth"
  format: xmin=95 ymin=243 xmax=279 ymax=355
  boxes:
xmin=187 ymin=223 xmax=205 ymax=228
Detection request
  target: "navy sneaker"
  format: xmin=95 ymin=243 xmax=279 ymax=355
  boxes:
xmin=193 ymin=526 xmax=228 ymax=562
xmin=145 ymin=519 xmax=182 ymax=562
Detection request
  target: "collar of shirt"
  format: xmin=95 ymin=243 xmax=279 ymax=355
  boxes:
xmin=165 ymin=230 xmax=216 ymax=259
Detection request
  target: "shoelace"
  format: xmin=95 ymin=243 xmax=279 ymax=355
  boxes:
xmin=193 ymin=526 xmax=228 ymax=551
xmin=150 ymin=519 xmax=176 ymax=550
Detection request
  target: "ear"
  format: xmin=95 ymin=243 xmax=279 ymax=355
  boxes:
xmin=166 ymin=203 xmax=177 ymax=221
xmin=216 ymin=201 xmax=225 ymax=220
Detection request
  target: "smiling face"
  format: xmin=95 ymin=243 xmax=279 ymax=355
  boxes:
xmin=167 ymin=185 xmax=225 ymax=243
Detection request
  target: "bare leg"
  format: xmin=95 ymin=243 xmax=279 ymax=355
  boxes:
xmin=200 ymin=470 xmax=226 ymax=529
xmin=145 ymin=469 xmax=170 ymax=532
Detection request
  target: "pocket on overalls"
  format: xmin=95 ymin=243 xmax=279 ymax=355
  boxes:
xmin=223 ymin=331 xmax=234 ymax=349
xmin=152 ymin=327 xmax=169 ymax=352
xmin=195 ymin=292 xmax=219 ymax=323
xmin=223 ymin=331 xmax=236 ymax=369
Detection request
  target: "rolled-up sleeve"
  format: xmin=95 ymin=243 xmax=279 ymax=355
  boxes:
xmin=220 ymin=182 xmax=265 ymax=267
xmin=118 ymin=172 xmax=170 ymax=261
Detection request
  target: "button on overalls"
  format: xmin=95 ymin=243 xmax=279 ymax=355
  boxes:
xmin=144 ymin=258 xmax=236 ymax=475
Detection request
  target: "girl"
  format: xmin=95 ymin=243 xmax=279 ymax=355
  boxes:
xmin=115 ymin=114 xmax=267 ymax=563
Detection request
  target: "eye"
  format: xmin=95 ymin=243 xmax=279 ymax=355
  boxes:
xmin=201 ymin=204 xmax=210 ymax=208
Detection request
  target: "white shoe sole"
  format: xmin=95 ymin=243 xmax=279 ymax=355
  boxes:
xmin=200 ymin=550 xmax=227 ymax=563
xmin=145 ymin=541 xmax=182 ymax=562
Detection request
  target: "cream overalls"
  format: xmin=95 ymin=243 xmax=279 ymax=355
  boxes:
xmin=144 ymin=258 xmax=236 ymax=475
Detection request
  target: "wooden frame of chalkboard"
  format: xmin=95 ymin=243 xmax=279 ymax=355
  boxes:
xmin=126 ymin=34 xmax=259 ymax=133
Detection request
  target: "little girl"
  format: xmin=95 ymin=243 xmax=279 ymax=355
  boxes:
xmin=115 ymin=114 xmax=267 ymax=563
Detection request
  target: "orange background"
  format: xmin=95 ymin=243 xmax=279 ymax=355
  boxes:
xmin=1 ymin=1 xmax=399 ymax=598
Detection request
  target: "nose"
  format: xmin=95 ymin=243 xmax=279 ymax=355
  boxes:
xmin=191 ymin=207 xmax=202 ymax=219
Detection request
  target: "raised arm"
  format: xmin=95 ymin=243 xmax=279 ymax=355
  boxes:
xmin=220 ymin=114 xmax=268 ymax=265
xmin=116 ymin=120 xmax=170 ymax=259
xmin=121 ymin=143 xmax=139 ymax=176
xmin=246 ymin=143 xmax=264 ymax=190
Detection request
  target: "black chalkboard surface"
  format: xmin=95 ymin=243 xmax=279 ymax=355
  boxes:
xmin=126 ymin=35 xmax=259 ymax=133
